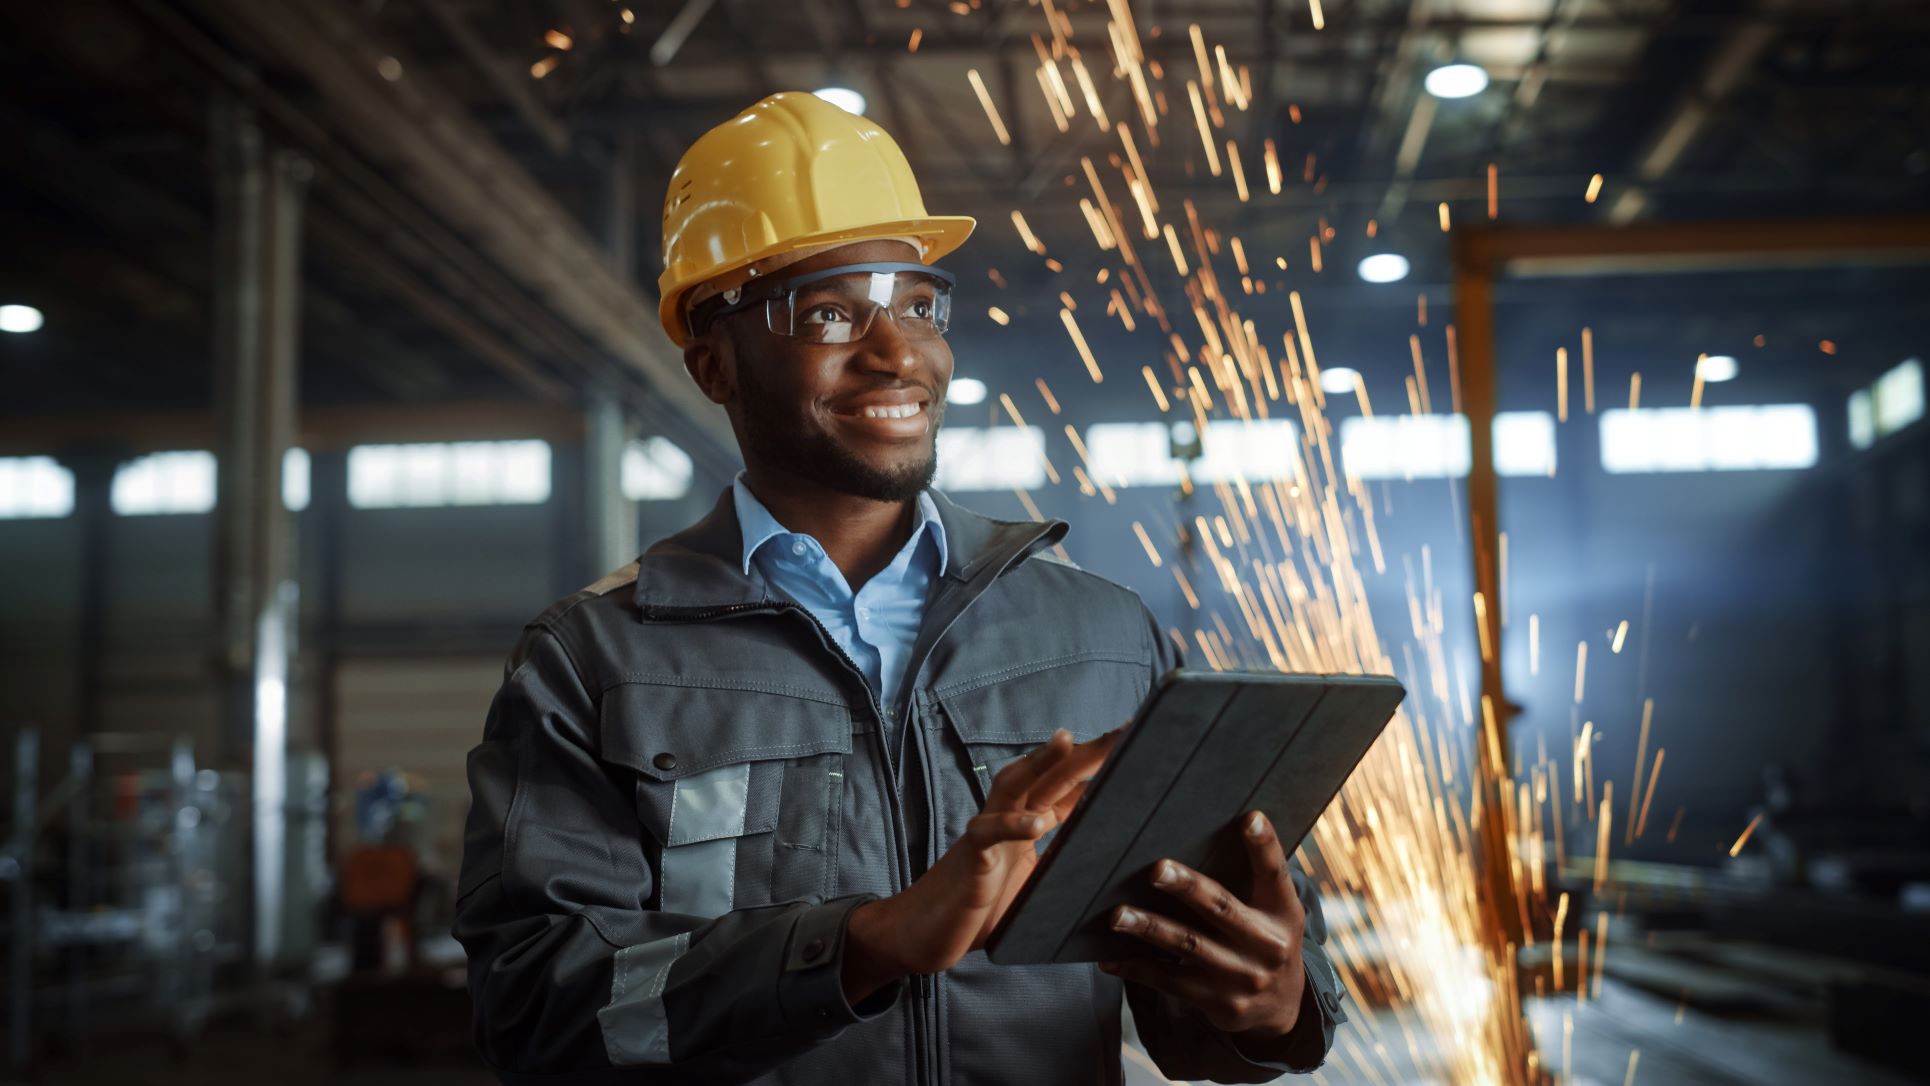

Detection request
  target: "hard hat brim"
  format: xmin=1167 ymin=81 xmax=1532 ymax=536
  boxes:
xmin=658 ymin=215 xmax=976 ymax=347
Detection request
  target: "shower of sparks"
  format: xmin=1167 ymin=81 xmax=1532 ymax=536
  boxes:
xmin=1819 ymin=339 xmax=1838 ymax=355
xmin=543 ymin=28 xmax=573 ymax=50
xmin=1611 ymin=619 xmax=1629 ymax=654
xmin=1438 ymin=201 xmax=1452 ymax=232
xmin=1585 ymin=173 xmax=1604 ymax=203
xmin=1530 ymin=613 xmax=1541 ymax=675
xmin=1629 ymin=372 xmax=1643 ymax=410
xmin=1728 ymin=813 xmax=1764 ymax=857
xmin=908 ymin=27 xmax=922 ymax=51
xmin=1060 ymin=308 xmax=1105 ymax=383
xmin=967 ymin=69 xmax=1013 ymax=145
xmin=987 ymin=306 xmax=1010 ymax=326
xmin=1487 ymin=163 xmax=1499 ymax=219
xmin=1132 ymin=521 xmax=1164 ymax=566
xmin=1636 ymin=749 xmax=1665 ymax=839
xmin=961 ymin=8 xmax=1545 ymax=1081
xmin=1582 ymin=327 xmax=1596 ymax=413
xmin=1557 ymin=347 xmax=1570 ymax=422
xmin=529 ymin=54 xmax=562 ymax=79
xmin=1625 ymin=697 xmax=1652 ymax=844
xmin=1011 ymin=211 xmax=1046 ymax=255
xmin=1625 ymin=1050 xmax=1642 ymax=1086
xmin=1308 ymin=0 xmax=1326 ymax=30
xmin=1575 ymin=641 xmax=1588 ymax=703
xmin=1035 ymin=377 xmax=1062 ymax=414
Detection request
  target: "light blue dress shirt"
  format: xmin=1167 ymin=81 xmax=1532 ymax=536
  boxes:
xmin=732 ymin=474 xmax=949 ymax=726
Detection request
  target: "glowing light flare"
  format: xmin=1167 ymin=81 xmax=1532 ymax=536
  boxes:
xmin=1142 ymin=366 xmax=1171 ymax=412
xmin=1729 ymin=813 xmax=1763 ymax=857
xmin=967 ymin=69 xmax=1013 ymax=145
xmin=1035 ymin=377 xmax=1062 ymax=415
xmin=987 ymin=306 xmax=1010 ymax=326
xmin=1585 ymin=173 xmax=1604 ymax=203
xmin=1263 ymin=139 xmax=1282 ymax=194
xmin=1011 ymin=210 xmax=1046 ymax=255
xmin=1060 ymin=308 xmax=1105 ymax=383
xmin=1132 ymin=521 xmax=1164 ymax=566
xmin=1583 ymin=327 xmax=1596 ymax=413
xmin=1307 ymin=0 xmax=1325 ymax=30
xmin=1186 ymin=82 xmax=1221 ymax=175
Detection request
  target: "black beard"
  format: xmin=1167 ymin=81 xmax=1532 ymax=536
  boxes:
xmin=734 ymin=362 xmax=943 ymax=503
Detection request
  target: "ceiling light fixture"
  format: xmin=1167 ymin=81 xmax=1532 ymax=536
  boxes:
xmin=947 ymin=377 xmax=988 ymax=405
xmin=1319 ymin=366 xmax=1362 ymax=396
xmin=1357 ymin=253 xmax=1410 ymax=283
xmin=813 ymin=86 xmax=867 ymax=117
xmin=1696 ymin=354 xmax=1739 ymax=383
xmin=1424 ymin=63 xmax=1489 ymax=99
xmin=0 ymin=304 xmax=44 ymax=334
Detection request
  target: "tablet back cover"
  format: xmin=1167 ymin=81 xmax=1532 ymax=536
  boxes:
xmin=985 ymin=671 xmax=1403 ymax=965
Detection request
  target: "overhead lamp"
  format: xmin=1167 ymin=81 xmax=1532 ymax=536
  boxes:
xmin=1319 ymin=366 xmax=1361 ymax=395
xmin=0 ymin=304 xmax=43 ymax=334
xmin=947 ymin=377 xmax=988 ymax=405
xmin=1423 ymin=63 xmax=1489 ymax=99
xmin=813 ymin=86 xmax=867 ymax=117
xmin=1357 ymin=253 xmax=1410 ymax=283
xmin=1696 ymin=354 xmax=1739 ymax=382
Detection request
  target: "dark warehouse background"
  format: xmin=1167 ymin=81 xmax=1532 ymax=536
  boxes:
xmin=2 ymin=0 xmax=1928 ymax=1083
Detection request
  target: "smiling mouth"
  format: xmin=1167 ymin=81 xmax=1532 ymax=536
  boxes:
xmin=858 ymin=403 xmax=925 ymax=420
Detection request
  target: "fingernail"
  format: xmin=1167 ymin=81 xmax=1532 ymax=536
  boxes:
xmin=1247 ymin=811 xmax=1268 ymax=837
xmin=1113 ymin=907 xmax=1142 ymax=931
xmin=1023 ymin=814 xmax=1043 ymax=830
xmin=1152 ymin=861 xmax=1177 ymax=888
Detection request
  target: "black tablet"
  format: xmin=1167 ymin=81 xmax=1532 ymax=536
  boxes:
xmin=983 ymin=668 xmax=1405 ymax=966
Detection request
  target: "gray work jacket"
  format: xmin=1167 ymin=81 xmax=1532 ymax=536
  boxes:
xmin=454 ymin=488 xmax=1347 ymax=1084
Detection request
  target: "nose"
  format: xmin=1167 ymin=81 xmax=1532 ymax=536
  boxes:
xmin=850 ymin=306 xmax=917 ymax=375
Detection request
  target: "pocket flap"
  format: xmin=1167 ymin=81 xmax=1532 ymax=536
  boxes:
xmin=600 ymin=679 xmax=853 ymax=782
xmin=933 ymin=653 xmax=1148 ymax=744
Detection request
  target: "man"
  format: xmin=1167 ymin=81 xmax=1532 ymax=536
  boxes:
xmin=455 ymin=92 xmax=1346 ymax=1085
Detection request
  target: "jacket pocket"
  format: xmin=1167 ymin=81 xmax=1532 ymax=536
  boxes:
xmin=932 ymin=653 xmax=1149 ymax=805
xmin=600 ymin=680 xmax=853 ymax=915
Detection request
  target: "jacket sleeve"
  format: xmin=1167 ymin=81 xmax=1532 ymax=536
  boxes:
xmin=453 ymin=624 xmax=904 ymax=1085
xmin=1125 ymin=605 xmax=1348 ymax=1080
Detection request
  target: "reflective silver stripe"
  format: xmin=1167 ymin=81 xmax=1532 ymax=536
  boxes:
xmin=660 ymin=837 xmax=735 ymax=916
xmin=659 ymin=763 xmax=747 ymax=916
xmin=667 ymin=763 xmax=750 ymax=845
xmin=598 ymin=931 xmax=689 ymax=1066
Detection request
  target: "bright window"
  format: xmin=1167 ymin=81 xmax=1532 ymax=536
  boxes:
xmin=933 ymin=426 xmax=1047 ymax=491
xmin=112 ymin=451 xmax=217 ymax=515
xmin=1337 ymin=412 xmax=1556 ymax=480
xmin=0 ymin=456 xmax=75 ymax=519
xmin=1599 ymin=405 xmax=1818 ymax=473
xmin=347 ymin=440 xmax=552 ymax=508
xmin=1085 ymin=419 xmax=1301 ymax=487
xmin=282 ymin=447 xmax=310 ymax=512
xmin=622 ymin=437 xmax=694 ymax=501
xmin=1873 ymin=358 xmax=1923 ymax=439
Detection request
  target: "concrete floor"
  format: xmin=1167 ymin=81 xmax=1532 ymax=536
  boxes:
xmin=14 ymin=947 xmax=1916 ymax=1085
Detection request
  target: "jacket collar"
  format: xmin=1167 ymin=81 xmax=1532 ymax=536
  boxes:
xmin=632 ymin=486 xmax=1066 ymax=616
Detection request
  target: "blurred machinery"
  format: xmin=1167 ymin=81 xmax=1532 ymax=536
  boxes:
xmin=0 ymin=728 xmax=330 ymax=1074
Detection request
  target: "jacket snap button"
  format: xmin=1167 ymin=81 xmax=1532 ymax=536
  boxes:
xmin=653 ymin=752 xmax=678 ymax=771
xmin=803 ymin=938 xmax=826 ymax=963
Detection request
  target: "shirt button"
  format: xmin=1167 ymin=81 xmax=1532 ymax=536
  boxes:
xmin=791 ymin=540 xmax=807 ymax=556
xmin=803 ymin=938 xmax=827 ymax=963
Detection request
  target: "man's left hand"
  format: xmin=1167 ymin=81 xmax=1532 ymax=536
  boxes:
xmin=1097 ymin=810 xmax=1310 ymax=1043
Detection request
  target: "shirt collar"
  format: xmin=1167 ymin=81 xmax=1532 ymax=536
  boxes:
xmin=731 ymin=472 xmax=949 ymax=577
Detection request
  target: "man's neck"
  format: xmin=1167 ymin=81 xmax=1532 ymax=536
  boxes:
xmin=742 ymin=469 xmax=920 ymax=590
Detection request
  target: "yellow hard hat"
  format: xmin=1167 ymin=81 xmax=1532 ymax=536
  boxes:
xmin=656 ymin=91 xmax=977 ymax=346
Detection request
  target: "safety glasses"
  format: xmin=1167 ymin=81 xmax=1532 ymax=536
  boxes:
xmin=693 ymin=261 xmax=955 ymax=345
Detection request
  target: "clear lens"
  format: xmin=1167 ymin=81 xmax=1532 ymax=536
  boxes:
xmin=767 ymin=270 xmax=951 ymax=344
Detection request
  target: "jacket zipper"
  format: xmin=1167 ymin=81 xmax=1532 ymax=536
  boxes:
xmin=640 ymin=598 xmax=931 ymax=1083
xmin=642 ymin=524 xmax=1061 ymax=1086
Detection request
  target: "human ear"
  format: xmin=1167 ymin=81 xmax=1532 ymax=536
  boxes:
xmin=682 ymin=332 xmax=736 ymax=406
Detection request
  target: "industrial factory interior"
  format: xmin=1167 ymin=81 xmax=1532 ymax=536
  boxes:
xmin=3 ymin=0 xmax=1928 ymax=1083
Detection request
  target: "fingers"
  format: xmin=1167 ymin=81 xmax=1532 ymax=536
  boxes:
xmin=964 ymin=809 xmax=1052 ymax=850
xmin=983 ymin=729 xmax=1074 ymax=810
xmin=1107 ymin=903 xmax=1247 ymax=976
xmin=1024 ymin=729 xmax=1121 ymax=812
xmin=1097 ymin=958 xmax=1222 ymax=1008
xmin=1240 ymin=811 xmax=1304 ymax=926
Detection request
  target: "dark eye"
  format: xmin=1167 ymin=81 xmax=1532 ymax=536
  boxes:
xmin=800 ymin=304 xmax=850 ymax=325
xmin=903 ymin=299 xmax=935 ymax=320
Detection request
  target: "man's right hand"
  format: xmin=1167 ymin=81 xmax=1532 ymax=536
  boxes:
xmin=841 ymin=727 xmax=1121 ymax=1004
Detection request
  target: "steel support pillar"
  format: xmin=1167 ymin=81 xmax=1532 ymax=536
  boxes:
xmin=584 ymin=396 xmax=640 ymax=578
xmin=210 ymin=97 xmax=311 ymax=979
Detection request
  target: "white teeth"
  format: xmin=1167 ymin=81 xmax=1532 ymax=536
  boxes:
xmin=861 ymin=403 xmax=921 ymax=419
